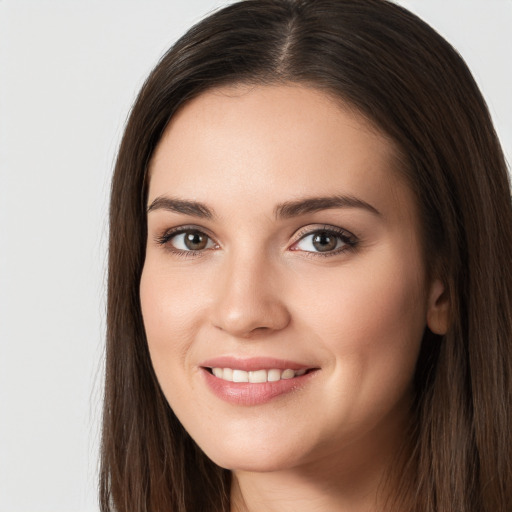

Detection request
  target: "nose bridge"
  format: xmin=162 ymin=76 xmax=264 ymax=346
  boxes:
xmin=211 ymin=246 xmax=290 ymax=337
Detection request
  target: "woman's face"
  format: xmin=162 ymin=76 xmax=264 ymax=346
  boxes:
xmin=140 ymin=84 xmax=446 ymax=473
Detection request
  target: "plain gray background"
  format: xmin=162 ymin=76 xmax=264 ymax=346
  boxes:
xmin=0 ymin=1 xmax=510 ymax=511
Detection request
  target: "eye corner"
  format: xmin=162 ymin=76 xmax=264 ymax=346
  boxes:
xmin=153 ymin=225 xmax=219 ymax=256
xmin=288 ymin=225 xmax=359 ymax=257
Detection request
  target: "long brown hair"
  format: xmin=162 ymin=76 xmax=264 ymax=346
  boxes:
xmin=100 ymin=1 xmax=512 ymax=510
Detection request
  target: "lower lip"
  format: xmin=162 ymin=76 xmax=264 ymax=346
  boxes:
xmin=201 ymin=368 xmax=317 ymax=406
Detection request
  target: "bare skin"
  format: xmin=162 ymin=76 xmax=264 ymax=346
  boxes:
xmin=140 ymin=84 xmax=449 ymax=511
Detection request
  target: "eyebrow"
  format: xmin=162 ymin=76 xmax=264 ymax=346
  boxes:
xmin=147 ymin=196 xmax=215 ymax=219
xmin=274 ymin=195 xmax=381 ymax=219
xmin=146 ymin=194 xmax=381 ymax=219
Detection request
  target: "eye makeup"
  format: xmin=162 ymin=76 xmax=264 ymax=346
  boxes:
xmin=153 ymin=222 xmax=359 ymax=259
xmin=289 ymin=224 xmax=359 ymax=257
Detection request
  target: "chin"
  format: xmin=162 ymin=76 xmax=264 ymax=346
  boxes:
xmin=208 ymin=451 xmax=303 ymax=473
xmin=195 ymin=432 xmax=311 ymax=473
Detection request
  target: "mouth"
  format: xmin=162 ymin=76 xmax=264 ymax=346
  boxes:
xmin=205 ymin=367 xmax=314 ymax=383
xmin=199 ymin=357 xmax=319 ymax=406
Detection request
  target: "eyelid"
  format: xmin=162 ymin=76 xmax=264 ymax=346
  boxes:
xmin=153 ymin=223 xmax=358 ymax=257
xmin=155 ymin=225 xmax=219 ymax=252
xmin=292 ymin=224 xmax=355 ymax=240
xmin=289 ymin=224 xmax=359 ymax=255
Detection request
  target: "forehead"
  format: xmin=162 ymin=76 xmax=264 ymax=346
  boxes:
xmin=148 ymin=84 xmax=414 ymax=223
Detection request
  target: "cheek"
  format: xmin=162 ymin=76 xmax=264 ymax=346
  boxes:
xmin=139 ymin=262 xmax=223 ymax=446
xmin=290 ymin=248 xmax=427 ymax=413
xmin=139 ymin=263 xmax=200 ymax=378
xmin=295 ymin=259 xmax=426 ymax=340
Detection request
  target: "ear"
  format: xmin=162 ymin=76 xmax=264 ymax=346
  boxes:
xmin=426 ymin=279 xmax=450 ymax=335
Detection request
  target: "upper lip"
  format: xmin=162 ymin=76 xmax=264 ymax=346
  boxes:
xmin=200 ymin=356 xmax=315 ymax=372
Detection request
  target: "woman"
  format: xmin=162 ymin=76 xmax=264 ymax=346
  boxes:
xmin=100 ymin=1 xmax=512 ymax=510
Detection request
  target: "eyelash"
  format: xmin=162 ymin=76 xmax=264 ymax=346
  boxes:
xmin=290 ymin=225 xmax=359 ymax=258
xmin=155 ymin=225 xmax=218 ymax=259
xmin=155 ymin=224 xmax=359 ymax=258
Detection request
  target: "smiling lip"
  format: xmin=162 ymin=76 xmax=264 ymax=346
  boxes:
xmin=200 ymin=357 xmax=318 ymax=406
xmin=200 ymin=356 xmax=311 ymax=372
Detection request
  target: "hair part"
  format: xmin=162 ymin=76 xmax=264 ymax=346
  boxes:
xmin=101 ymin=1 xmax=512 ymax=510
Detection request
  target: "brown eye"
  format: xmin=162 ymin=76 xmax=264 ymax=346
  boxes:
xmin=166 ymin=229 xmax=216 ymax=252
xmin=183 ymin=231 xmax=208 ymax=250
xmin=312 ymin=232 xmax=338 ymax=252
xmin=291 ymin=227 xmax=357 ymax=255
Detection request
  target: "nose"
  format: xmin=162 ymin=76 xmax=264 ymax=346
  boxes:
xmin=210 ymin=252 xmax=291 ymax=338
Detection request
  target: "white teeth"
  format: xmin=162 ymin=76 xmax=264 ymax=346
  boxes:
xmin=232 ymin=369 xmax=249 ymax=382
xmin=267 ymin=369 xmax=281 ymax=382
xmin=281 ymin=369 xmax=295 ymax=380
xmin=210 ymin=367 xmax=308 ymax=383
xmin=249 ymin=370 xmax=267 ymax=383
xmin=212 ymin=368 xmax=223 ymax=378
